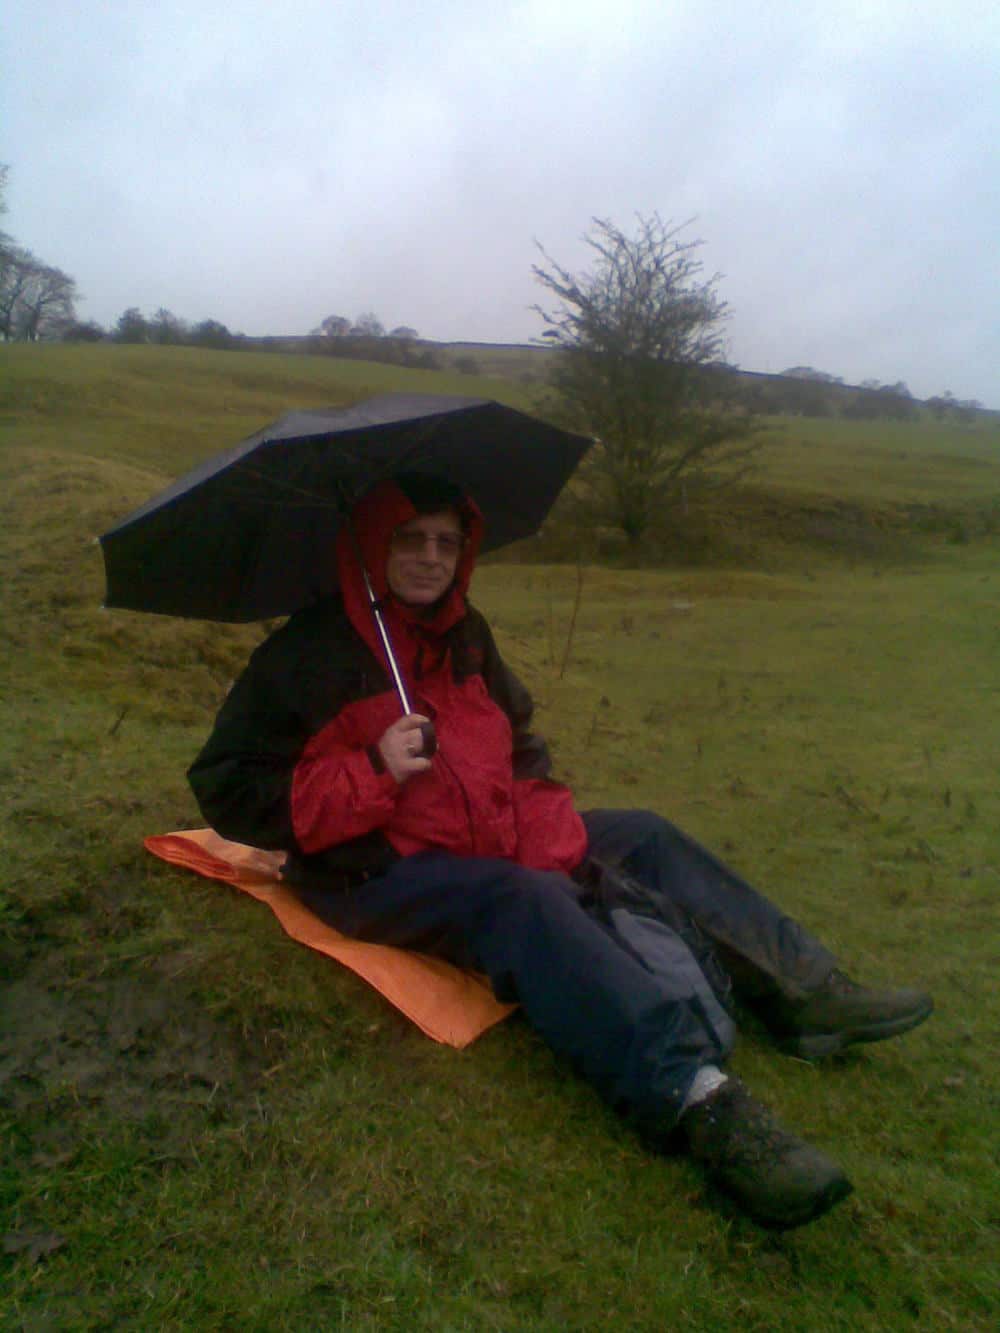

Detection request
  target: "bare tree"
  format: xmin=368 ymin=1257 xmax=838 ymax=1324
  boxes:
xmin=0 ymin=244 xmax=35 ymax=340
xmin=533 ymin=214 xmax=763 ymax=544
xmin=0 ymin=167 xmax=30 ymax=340
xmin=350 ymin=311 xmax=385 ymax=338
xmin=0 ymin=166 xmax=80 ymax=341
xmin=0 ymin=162 xmax=9 ymax=239
xmin=150 ymin=307 xmax=188 ymax=344
xmin=319 ymin=313 xmax=351 ymax=337
xmin=15 ymin=263 xmax=78 ymax=340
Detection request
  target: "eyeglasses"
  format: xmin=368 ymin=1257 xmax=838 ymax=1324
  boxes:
xmin=390 ymin=529 xmax=465 ymax=557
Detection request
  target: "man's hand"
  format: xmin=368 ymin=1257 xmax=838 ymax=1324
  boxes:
xmin=377 ymin=714 xmax=434 ymax=784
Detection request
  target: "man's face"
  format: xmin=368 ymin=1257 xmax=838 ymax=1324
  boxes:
xmin=385 ymin=510 xmax=464 ymax=607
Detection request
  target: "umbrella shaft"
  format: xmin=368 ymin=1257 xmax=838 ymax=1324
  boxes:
xmin=346 ymin=512 xmax=415 ymax=717
xmin=370 ymin=599 xmax=415 ymax=715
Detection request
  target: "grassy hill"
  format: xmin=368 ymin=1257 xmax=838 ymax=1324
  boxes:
xmin=2 ymin=344 xmax=998 ymax=1328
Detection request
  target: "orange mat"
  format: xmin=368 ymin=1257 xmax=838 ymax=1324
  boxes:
xmin=144 ymin=829 xmax=515 ymax=1049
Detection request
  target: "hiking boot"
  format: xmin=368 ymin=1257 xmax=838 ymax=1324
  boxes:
xmin=765 ymin=969 xmax=934 ymax=1060
xmin=680 ymin=1077 xmax=852 ymax=1230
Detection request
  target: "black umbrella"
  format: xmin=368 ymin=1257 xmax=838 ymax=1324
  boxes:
xmin=99 ymin=393 xmax=592 ymax=749
xmin=99 ymin=393 xmax=591 ymax=622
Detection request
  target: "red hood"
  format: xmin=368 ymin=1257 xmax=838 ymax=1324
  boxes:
xmin=334 ymin=480 xmax=483 ymax=672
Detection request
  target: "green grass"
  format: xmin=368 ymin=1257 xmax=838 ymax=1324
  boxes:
xmin=751 ymin=415 xmax=1000 ymax=504
xmin=0 ymin=342 xmax=538 ymax=482
xmin=2 ymin=345 xmax=999 ymax=1329
xmin=436 ymin=341 xmax=556 ymax=384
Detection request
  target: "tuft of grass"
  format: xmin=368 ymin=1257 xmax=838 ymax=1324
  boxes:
xmin=2 ymin=346 xmax=999 ymax=1329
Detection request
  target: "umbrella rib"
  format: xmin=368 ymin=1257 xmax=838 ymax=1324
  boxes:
xmin=232 ymin=436 xmax=440 ymax=510
xmin=230 ymin=465 xmax=346 ymax=508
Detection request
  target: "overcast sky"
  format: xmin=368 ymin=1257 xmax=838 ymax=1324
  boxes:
xmin=4 ymin=0 xmax=998 ymax=404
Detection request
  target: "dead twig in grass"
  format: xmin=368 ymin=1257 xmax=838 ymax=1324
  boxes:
xmin=558 ymin=560 xmax=584 ymax=680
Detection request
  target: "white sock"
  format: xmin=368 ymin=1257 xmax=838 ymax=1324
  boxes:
xmin=681 ymin=1065 xmax=728 ymax=1112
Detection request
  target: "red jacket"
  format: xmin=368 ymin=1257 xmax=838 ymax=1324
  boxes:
xmin=190 ymin=480 xmax=587 ymax=880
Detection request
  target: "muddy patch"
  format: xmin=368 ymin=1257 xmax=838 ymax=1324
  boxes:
xmin=0 ymin=945 xmax=284 ymax=1161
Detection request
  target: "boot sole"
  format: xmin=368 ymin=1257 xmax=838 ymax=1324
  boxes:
xmin=762 ymin=1172 xmax=854 ymax=1231
xmin=782 ymin=999 xmax=934 ymax=1060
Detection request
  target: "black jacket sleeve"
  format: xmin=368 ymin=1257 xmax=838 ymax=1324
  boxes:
xmin=187 ymin=631 xmax=311 ymax=851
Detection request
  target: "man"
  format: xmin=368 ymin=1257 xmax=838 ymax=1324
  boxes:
xmin=189 ymin=474 xmax=932 ymax=1230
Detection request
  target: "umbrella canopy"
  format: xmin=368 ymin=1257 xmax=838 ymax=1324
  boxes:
xmin=99 ymin=393 xmax=593 ymax=622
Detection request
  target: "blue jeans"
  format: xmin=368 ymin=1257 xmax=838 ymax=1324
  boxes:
xmin=294 ymin=810 xmax=836 ymax=1135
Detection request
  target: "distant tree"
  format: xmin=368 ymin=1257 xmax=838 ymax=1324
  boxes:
xmin=350 ymin=311 xmax=384 ymax=338
xmin=0 ymin=163 xmax=10 ymax=271
xmin=61 ymin=319 xmax=106 ymax=342
xmin=0 ymin=163 xmax=10 ymax=248
xmin=15 ymin=262 xmax=77 ymax=340
xmin=953 ymin=399 xmax=980 ymax=426
xmin=114 ymin=307 xmax=149 ymax=343
xmin=320 ymin=313 xmax=351 ymax=337
xmin=412 ymin=347 xmax=443 ymax=371
xmin=0 ymin=168 xmax=79 ymax=341
xmin=0 ymin=244 xmax=34 ymax=340
xmin=383 ymin=324 xmax=423 ymax=367
xmin=150 ymin=307 xmax=187 ymax=344
xmin=781 ymin=366 xmax=844 ymax=385
xmin=845 ymin=384 xmax=917 ymax=422
xmin=309 ymin=316 xmax=438 ymax=370
xmin=767 ymin=375 xmax=835 ymax=417
xmin=533 ymin=214 xmax=763 ymax=544
xmin=925 ymin=390 xmax=979 ymax=423
xmin=189 ymin=318 xmax=234 ymax=349
xmin=1 ymin=168 xmax=31 ymax=340
xmin=878 ymin=387 xmax=917 ymax=420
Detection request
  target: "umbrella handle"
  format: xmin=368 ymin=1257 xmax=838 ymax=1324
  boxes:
xmin=416 ymin=720 xmax=438 ymax=759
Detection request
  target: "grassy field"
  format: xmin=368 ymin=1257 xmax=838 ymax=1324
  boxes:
xmin=2 ymin=345 xmax=999 ymax=1329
